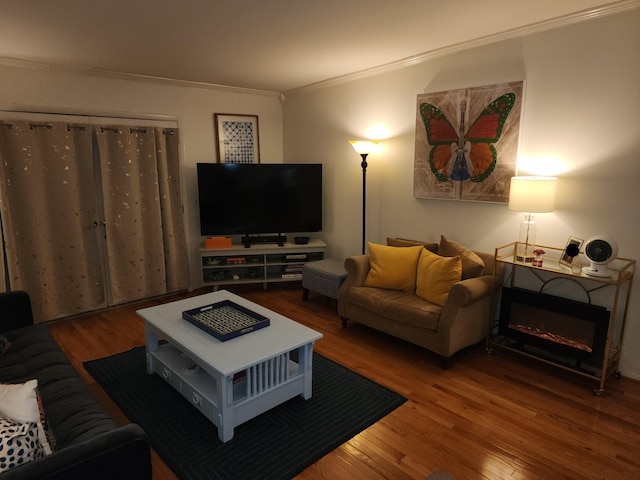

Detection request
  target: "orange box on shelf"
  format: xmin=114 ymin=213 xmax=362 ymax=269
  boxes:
xmin=205 ymin=237 xmax=232 ymax=249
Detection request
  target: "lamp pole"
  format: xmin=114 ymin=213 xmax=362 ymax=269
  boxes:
xmin=360 ymin=153 xmax=368 ymax=255
xmin=350 ymin=140 xmax=379 ymax=256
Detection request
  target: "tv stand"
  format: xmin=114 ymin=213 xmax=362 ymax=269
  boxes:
xmin=241 ymin=234 xmax=288 ymax=248
xmin=200 ymin=239 xmax=326 ymax=289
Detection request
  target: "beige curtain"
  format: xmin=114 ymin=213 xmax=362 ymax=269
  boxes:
xmin=95 ymin=125 xmax=188 ymax=305
xmin=155 ymin=128 xmax=189 ymax=292
xmin=0 ymin=121 xmax=106 ymax=321
xmin=0 ymin=212 xmax=7 ymax=292
xmin=0 ymin=120 xmax=188 ymax=321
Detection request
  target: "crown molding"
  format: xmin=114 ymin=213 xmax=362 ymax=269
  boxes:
xmin=285 ymin=0 xmax=640 ymax=95
xmin=0 ymin=57 xmax=281 ymax=98
xmin=1 ymin=0 xmax=637 ymax=97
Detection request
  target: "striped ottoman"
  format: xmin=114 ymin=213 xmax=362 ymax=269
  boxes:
xmin=302 ymin=258 xmax=347 ymax=301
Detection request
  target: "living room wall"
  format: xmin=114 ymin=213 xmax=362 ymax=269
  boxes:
xmin=0 ymin=66 xmax=284 ymax=292
xmin=282 ymin=10 xmax=640 ymax=379
xmin=0 ymin=8 xmax=637 ymax=381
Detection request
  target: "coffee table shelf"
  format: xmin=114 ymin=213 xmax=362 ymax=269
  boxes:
xmin=149 ymin=342 xmax=303 ymax=418
xmin=151 ymin=343 xmax=219 ymax=415
xmin=138 ymin=290 xmax=322 ymax=442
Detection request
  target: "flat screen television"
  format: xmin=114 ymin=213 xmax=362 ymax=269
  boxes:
xmin=197 ymin=163 xmax=322 ymax=238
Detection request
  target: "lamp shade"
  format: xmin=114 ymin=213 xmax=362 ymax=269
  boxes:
xmin=508 ymin=176 xmax=558 ymax=213
xmin=349 ymin=141 xmax=380 ymax=155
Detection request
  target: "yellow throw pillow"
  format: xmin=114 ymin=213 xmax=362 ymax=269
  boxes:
xmin=416 ymin=249 xmax=462 ymax=307
xmin=364 ymin=243 xmax=423 ymax=292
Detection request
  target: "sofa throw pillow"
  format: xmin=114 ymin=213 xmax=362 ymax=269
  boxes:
xmin=386 ymin=237 xmax=439 ymax=253
xmin=35 ymin=387 xmax=56 ymax=453
xmin=0 ymin=416 xmax=46 ymax=473
xmin=364 ymin=243 xmax=423 ymax=293
xmin=0 ymin=380 xmax=52 ymax=455
xmin=438 ymin=235 xmax=484 ymax=280
xmin=416 ymin=249 xmax=462 ymax=307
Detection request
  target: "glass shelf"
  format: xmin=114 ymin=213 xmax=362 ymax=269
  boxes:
xmin=495 ymin=242 xmax=635 ymax=285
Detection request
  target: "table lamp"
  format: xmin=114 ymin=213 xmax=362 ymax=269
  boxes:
xmin=508 ymin=176 xmax=558 ymax=263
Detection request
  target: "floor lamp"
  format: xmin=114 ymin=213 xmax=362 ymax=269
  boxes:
xmin=349 ymin=141 xmax=380 ymax=255
xmin=508 ymin=176 xmax=558 ymax=263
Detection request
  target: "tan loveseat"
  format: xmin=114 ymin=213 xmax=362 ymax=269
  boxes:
xmin=338 ymin=236 xmax=497 ymax=365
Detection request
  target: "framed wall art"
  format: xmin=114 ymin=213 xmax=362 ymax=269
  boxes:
xmin=214 ymin=114 xmax=260 ymax=164
xmin=413 ymin=81 xmax=524 ymax=203
xmin=560 ymin=236 xmax=584 ymax=267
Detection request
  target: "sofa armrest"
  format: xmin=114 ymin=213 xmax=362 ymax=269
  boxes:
xmin=0 ymin=291 xmax=34 ymax=332
xmin=0 ymin=424 xmax=151 ymax=480
xmin=342 ymin=255 xmax=370 ymax=287
xmin=446 ymin=274 xmax=492 ymax=307
xmin=438 ymin=275 xmax=494 ymax=357
xmin=337 ymin=255 xmax=370 ymax=318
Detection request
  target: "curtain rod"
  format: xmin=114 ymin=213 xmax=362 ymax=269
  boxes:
xmin=29 ymin=123 xmax=53 ymax=130
xmin=0 ymin=122 xmax=177 ymax=135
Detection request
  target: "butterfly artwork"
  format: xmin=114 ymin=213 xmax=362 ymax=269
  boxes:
xmin=414 ymin=81 xmax=523 ymax=203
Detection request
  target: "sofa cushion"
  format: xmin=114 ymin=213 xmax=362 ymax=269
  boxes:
xmin=0 ymin=380 xmax=52 ymax=455
xmin=349 ymin=286 xmax=441 ymax=331
xmin=0 ymin=325 xmax=117 ymax=449
xmin=0 ymin=416 xmax=45 ymax=473
xmin=386 ymin=237 xmax=439 ymax=253
xmin=438 ymin=236 xmax=484 ymax=279
xmin=364 ymin=243 xmax=423 ymax=293
xmin=416 ymin=249 xmax=462 ymax=307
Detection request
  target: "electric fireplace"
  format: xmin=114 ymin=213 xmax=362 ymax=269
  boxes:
xmin=499 ymin=287 xmax=610 ymax=367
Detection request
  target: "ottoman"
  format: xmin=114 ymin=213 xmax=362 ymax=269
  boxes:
xmin=302 ymin=258 xmax=347 ymax=301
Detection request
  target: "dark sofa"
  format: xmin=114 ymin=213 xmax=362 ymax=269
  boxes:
xmin=0 ymin=291 xmax=151 ymax=480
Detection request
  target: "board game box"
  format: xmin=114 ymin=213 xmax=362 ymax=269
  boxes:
xmin=182 ymin=300 xmax=270 ymax=341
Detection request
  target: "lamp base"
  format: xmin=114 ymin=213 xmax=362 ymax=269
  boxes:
xmin=516 ymin=252 xmax=535 ymax=263
xmin=516 ymin=214 xmax=537 ymax=264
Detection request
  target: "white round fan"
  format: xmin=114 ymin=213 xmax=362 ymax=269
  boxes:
xmin=582 ymin=236 xmax=618 ymax=277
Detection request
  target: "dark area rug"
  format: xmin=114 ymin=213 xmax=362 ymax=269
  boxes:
xmin=84 ymin=346 xmax=406 ymax=480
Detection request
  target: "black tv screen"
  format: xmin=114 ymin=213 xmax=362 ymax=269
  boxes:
xmin=197 ymin=163 xmax=322 ymax=236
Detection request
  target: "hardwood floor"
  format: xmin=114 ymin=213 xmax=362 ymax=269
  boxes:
xmin=47 ymin=283 xmax=640 ymax=480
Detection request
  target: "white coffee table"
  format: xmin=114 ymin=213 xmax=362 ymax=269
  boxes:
xmin=137 ymin=290 xmax=323 ymax=442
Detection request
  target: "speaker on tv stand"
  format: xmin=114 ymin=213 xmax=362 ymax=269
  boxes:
xmin=241 ymin=234 xmax=288 ymax=248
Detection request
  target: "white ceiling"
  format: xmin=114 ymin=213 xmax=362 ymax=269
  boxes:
xmin=0 ymin=0 xmax=635 ymax=93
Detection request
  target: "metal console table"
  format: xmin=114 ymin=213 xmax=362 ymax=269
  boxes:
xmin=487 ymin=242 xmax=635 ymax=395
